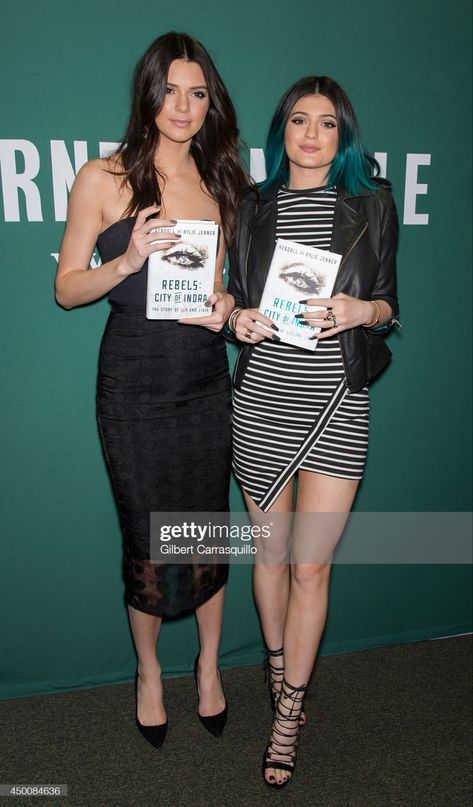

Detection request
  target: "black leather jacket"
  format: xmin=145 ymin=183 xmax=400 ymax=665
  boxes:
xmin=228 ymin=179 xmax=399 ymax=392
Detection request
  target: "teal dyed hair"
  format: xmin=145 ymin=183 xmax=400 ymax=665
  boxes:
xmin=261 ymin=76 xmax=378 ymax=194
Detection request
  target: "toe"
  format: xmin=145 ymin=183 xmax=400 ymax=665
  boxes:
xmin=277 ymin=767 xmax=291 ymax=786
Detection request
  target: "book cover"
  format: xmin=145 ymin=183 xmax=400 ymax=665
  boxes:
xmin=258 ymin=238 xmax=342 ymax=350
xmin=146 ymin=220 xmax=219 ymax=319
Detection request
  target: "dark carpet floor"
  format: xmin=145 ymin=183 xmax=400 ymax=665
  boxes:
xmin=1 ymin=636 xmax=471 ymax=807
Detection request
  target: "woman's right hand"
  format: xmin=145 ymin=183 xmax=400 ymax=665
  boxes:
xmin=233 ymin=308 xmax=279 ymax=343
xmin=119 ymin=205 xmax=182 ymax=276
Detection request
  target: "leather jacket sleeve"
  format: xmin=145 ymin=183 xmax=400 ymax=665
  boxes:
xmin=227 ymin=191 xmax=256 ymax=309
xmin=370 ymin=192 xmax=399 ymax=320
xmin=227 ymin=245 xmax=244 ymax=309
xmin=226 ymin=192 xmax=257 ymax=341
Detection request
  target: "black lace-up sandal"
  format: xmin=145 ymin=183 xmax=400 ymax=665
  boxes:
xmin=264 ymin=645 xmax=306 ymax=726
xmin=264 ymin=645 xmax=284 ymax=711
xmin=262 ymin=678 xmax=307 ymax=790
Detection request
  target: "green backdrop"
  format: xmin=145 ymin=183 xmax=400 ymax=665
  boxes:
xmin=0 ymin=0 xmax=471 ymax=698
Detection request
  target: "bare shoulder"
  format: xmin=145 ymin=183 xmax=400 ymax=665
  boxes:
xmin=62 ymin=158 xmax=119 ymax=236
xmin=74 ymin=157 xmax=120 ymax=194
xmin=71 ymin=156 xmax=130 ymax=228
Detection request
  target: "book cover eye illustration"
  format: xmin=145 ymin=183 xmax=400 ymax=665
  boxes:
xmin=146 ymin=220 xmax=219 ymax=319
xmin=259 ymin=238 xmax=342 ymax=350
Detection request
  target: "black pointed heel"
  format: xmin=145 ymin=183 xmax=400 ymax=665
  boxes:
xmin=262 ymin=678 xmax=306 ymax=790
xmin=194 ymin=655 xmax=228 ymax=738
xmin=135 ymin=672 xmax=168 ymax=749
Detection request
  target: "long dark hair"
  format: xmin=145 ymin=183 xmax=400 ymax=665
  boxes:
xmin=114 ymin=32 xmax=248 ymax=244
xmin=261 ymin=76 xmax=378 ymax=194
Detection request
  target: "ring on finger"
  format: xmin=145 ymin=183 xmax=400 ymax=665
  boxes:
xmin=244 ymin=328 xmax=252 ymax=339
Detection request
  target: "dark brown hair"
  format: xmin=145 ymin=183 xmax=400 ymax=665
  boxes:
xmin=114 ymin=32 xmax=249 ymax=245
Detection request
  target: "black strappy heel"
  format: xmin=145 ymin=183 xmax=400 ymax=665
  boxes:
xmin=262 ymin=678 xmax=307 ymax=789
xmin=264 ymin=645 xmax=284 ymax=711
xmin=264 ymin=645 xmax=306 ymax=726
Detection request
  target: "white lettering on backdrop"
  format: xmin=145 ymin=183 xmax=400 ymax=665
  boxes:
xmin=51 ymin=140 xmax=88 ymax=221
xmin=403 ymin=154 xmax=431 ymax=225
xmin=0 ymin=140 xmax=431 ymax=226
xmin=0 ymin=139 xmax=120 ymax=223
xmin=0 ymin=139 xmax=43 ymax=221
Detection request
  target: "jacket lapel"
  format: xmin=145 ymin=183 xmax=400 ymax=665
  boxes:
xmin=244 ymin=185 xmax=372 ymax=304
xmin=247 ymin=193 xmax=279 ymax=305
xmin=331 ymin=194 xmax=369 ymax=292
xmin=330 ymin=197 xmax=365 ymax=255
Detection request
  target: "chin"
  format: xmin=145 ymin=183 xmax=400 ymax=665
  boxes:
xmin=161 ymin=130 xmax=195 ymax=144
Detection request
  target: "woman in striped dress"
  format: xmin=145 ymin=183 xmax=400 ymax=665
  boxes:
xmin=227 ymin=76 xmax=399 ymax=788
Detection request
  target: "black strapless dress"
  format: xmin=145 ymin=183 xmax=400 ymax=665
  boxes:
xmin=96 ymin=219 xmax=231 ymax=616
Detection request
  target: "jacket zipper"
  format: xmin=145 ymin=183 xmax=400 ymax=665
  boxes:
xmin=233 ymin=232 xmax=253 ymax=389
xmin=243 ymin=233 xmax=253 ymax=290
xmin=338 ymin=220 xmax=368 ymax=272
xmin=233 ymin=346 xmax=242 ymax=384
xmin=336 ymin=220 xmax=368 ymax=390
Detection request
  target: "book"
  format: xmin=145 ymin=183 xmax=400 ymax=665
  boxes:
xmin=146 ymin=220 xmax=219 ymax=319
xmin=258 ymin=238 xmax=342 ymax=350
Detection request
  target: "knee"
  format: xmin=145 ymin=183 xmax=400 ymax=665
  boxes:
xmin=254 ymin=559 xmax=289 ymax=577
xmin=292 ymin=563 xmax=331 ymax=589
xmin=255 ymin=540 xmax=291 ymax=567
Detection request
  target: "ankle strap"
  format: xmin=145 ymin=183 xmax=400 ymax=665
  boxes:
xmin=265 ymin=645 xmax=284 ymax=658
xmin=278 ymin=678 xmax=306 ymax=720
xmin=281 ymin=678 xmax=307 ymax=698
xmin=282 ymin=678 xmax=307 ymax=690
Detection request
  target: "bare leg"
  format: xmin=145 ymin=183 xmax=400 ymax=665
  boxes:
xmin=265 ymin=471 xmax=359 ymax=786
xmin=284 ymin=471 xmax=359 ymax=684
xmin=245 ymin=483 xmax=294 ymax=698
xmin=195 ymin=585 xmax=226 ymax=716
xmin=127 ymin=605 xmax=166 ymax=725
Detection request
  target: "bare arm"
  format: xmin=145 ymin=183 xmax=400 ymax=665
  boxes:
xmin=55 ymin=161 xmax=179 ymax=309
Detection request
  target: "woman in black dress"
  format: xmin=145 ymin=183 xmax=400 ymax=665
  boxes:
xmin=227 ymin=76 xmax=399 ymax=787
xmin=55 ymin=32 xmax=248 ymax=747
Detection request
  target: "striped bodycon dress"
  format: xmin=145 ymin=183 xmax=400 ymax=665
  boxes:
xmin=232 ymin=186 xmax=369 ymax=512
